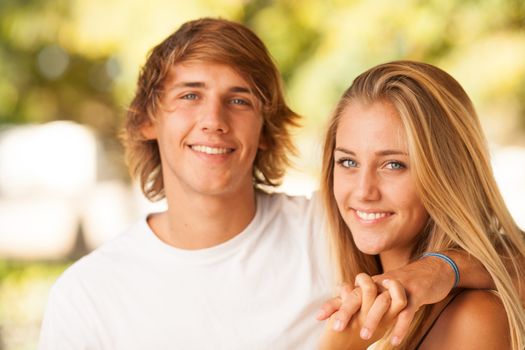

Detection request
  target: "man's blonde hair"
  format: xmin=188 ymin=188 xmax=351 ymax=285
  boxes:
xmin=123 ymin=18 xmax=299 ymax=200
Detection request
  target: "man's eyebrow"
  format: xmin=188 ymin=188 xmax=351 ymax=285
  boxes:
xmin=169 ymin=82 xmax=205 ymax=89
xmin=164 ymin=82 xmax=253 ymax=95
xmin=230 ymin=86 xmax=252 ymax=94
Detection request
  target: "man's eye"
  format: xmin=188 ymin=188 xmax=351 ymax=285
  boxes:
xmin=181 ymin=93 xmax=198 ymax=100
xmin=231 ymin=98 xmax=249 ymax=105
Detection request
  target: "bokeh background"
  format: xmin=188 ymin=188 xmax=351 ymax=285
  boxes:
xmin=1 ymin=0 xmax=524 ymax=348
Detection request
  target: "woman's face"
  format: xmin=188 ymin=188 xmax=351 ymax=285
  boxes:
xmin=333 ymin=99 xmax=429 ymax=269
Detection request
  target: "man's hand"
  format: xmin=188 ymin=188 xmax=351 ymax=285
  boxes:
xmin=318 ymin=251 xmax=495 ymax=345
xmin=318 ymin=253 xmax=464 ymax=345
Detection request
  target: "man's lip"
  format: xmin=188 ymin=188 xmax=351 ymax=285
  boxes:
xmin=188 ymin=144 xmax=235 ymax=155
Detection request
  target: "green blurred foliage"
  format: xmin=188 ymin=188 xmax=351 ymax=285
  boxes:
xmin=1 ymin=0 xmax=524 ymax=168
xmin=0 ymin=260 xmax=70 ymax=350
xmin=0 ymin=0 xmax=118 ymax=128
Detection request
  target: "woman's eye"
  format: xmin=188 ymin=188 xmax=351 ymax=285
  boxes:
xmin=181 ymin=93 xmax=198 ymax=100
xmin=385 ymin=161 xmax=405 ymax=170
xmin=336 ymin=158 xmax=357 ymax=168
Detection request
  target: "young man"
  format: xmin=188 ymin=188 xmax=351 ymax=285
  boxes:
xmin=38 ymin=18 xmax=496 ymax=349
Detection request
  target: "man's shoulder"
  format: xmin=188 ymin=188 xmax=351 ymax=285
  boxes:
xmin=255 ymin=190 xmax=325 ymax=242
xmin=52 ymin=219 xmax=148 ymax=290
xmin=257 ymin=189 xmax=321 ymax=216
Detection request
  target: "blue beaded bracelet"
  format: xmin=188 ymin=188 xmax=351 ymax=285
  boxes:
xmin=421 ymin=252 xmax=460 ymax=289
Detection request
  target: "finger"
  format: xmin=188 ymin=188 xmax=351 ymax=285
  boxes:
xmin=360 ymin=291 xmax=391 ymax=340
xmin=389 ymin=306 xmax=417 ymax=346
xmin=331 ymin=285 xmax=362 ymax=331
xmin=371 ymin=274 xmax=387 ymax=293
xmin=382 ymin=279 xmax=407 ymax=315
xmin=316 ymin=297 xmax=342 ymax=320
xmin=339 ymin=282 xmax=358 ymax=306
xmin=354 ymin=273 xmax=378 ymax=312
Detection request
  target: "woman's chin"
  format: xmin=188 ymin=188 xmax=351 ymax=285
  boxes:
xmin=355 ymin=243 xmax=382 ymax=256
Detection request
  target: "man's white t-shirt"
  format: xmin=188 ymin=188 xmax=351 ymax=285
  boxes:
xmin=38 ymin=191 xmax=334 ymax=349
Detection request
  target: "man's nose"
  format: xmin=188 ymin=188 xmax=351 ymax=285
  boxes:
xmin=200 ymin=98 xmax=229 ymax=133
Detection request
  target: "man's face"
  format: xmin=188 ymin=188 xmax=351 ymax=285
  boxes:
xmin=142 ymin=61 xmax=265 ymax=199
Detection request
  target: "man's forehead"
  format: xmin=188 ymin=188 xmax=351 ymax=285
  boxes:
xmin=165 ymin=60 xmax=252 ymax=85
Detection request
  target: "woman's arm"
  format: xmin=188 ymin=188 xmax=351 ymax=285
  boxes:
xmin=319 ymin=317 xmax=375 ymax=350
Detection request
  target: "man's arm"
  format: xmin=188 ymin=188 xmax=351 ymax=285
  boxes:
xmin=319 ymin=248 xmax=525 ymax=344
xmin=369 ymin=250 xmax=494 ymax=343
xmin=318 ymin=250 xmax=500 ymax=345
xmin=404 ymin=250 xmax=525 ymax=302
xmin=437 ymin=251 xmax=494 ymax=288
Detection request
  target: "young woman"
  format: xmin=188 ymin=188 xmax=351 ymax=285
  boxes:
xmin=319 ymin=61 xmax=525 ymax=349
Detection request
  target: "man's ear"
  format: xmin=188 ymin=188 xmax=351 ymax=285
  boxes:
xmin=140 ymin=120 xmax=157 ymax=140
xmin=258 ymin=133 xmax=268 ymax=150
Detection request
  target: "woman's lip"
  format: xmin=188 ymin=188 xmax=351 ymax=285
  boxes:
xmin=353 ymin=209 xmax=394 ymax=222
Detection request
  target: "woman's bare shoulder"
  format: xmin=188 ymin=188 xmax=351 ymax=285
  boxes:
xmin=420 ymin=290 xmax=510 ymax=350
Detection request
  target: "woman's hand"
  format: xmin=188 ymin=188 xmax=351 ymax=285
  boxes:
xmin=318 ymin=253 xmax=464 ymax=346
xmin=317 ymin=273 xmax=407 ymax=349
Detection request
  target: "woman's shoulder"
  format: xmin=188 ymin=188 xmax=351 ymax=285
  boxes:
xmin=421 ymin=289 xmax=510 ymax=349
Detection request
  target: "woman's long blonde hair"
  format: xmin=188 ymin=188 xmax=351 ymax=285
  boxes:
xmin=321 ymin=60 xmax=525 ymax=349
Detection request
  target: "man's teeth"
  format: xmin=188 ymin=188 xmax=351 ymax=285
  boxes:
xmin=356 ymin=210 xmax=388 ymax=220
xmin=191 ymin=145 xmax=231 ymax=155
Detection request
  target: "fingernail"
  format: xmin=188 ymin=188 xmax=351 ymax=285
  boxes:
xmin=391 ymin=336 xmax=401 ymax=346
xmin=316 ymin=310 xmax=326 ymax=319
xmin=360 ymin=328 xmax=370 ymax=339
xmin=382 ymin=279 xmax=390 ymax=287
xmin=333 ymin=319 xmax=343 ymax=331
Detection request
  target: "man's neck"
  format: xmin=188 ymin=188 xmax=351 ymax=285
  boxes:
xmin=147 ymin=186 xmax=258 ymax=250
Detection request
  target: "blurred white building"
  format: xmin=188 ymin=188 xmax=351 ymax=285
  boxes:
xmin=0 ymin=121 xmax=141 ymax=260
xmin=491 ymin=145 xmax=525 ymax=230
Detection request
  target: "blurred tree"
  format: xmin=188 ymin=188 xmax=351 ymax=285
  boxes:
xmin=241 ymin=0 xmax=325 ymax=83
xmin=1 ymin=0 xmax=524 ymax=177
xmin=283 ymin=0 xmax=525 ymax=164
xmin=0 ymin=0 xmax=120 ymax=127
xmin=0 ymin=0 xmax=126 ymax=179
